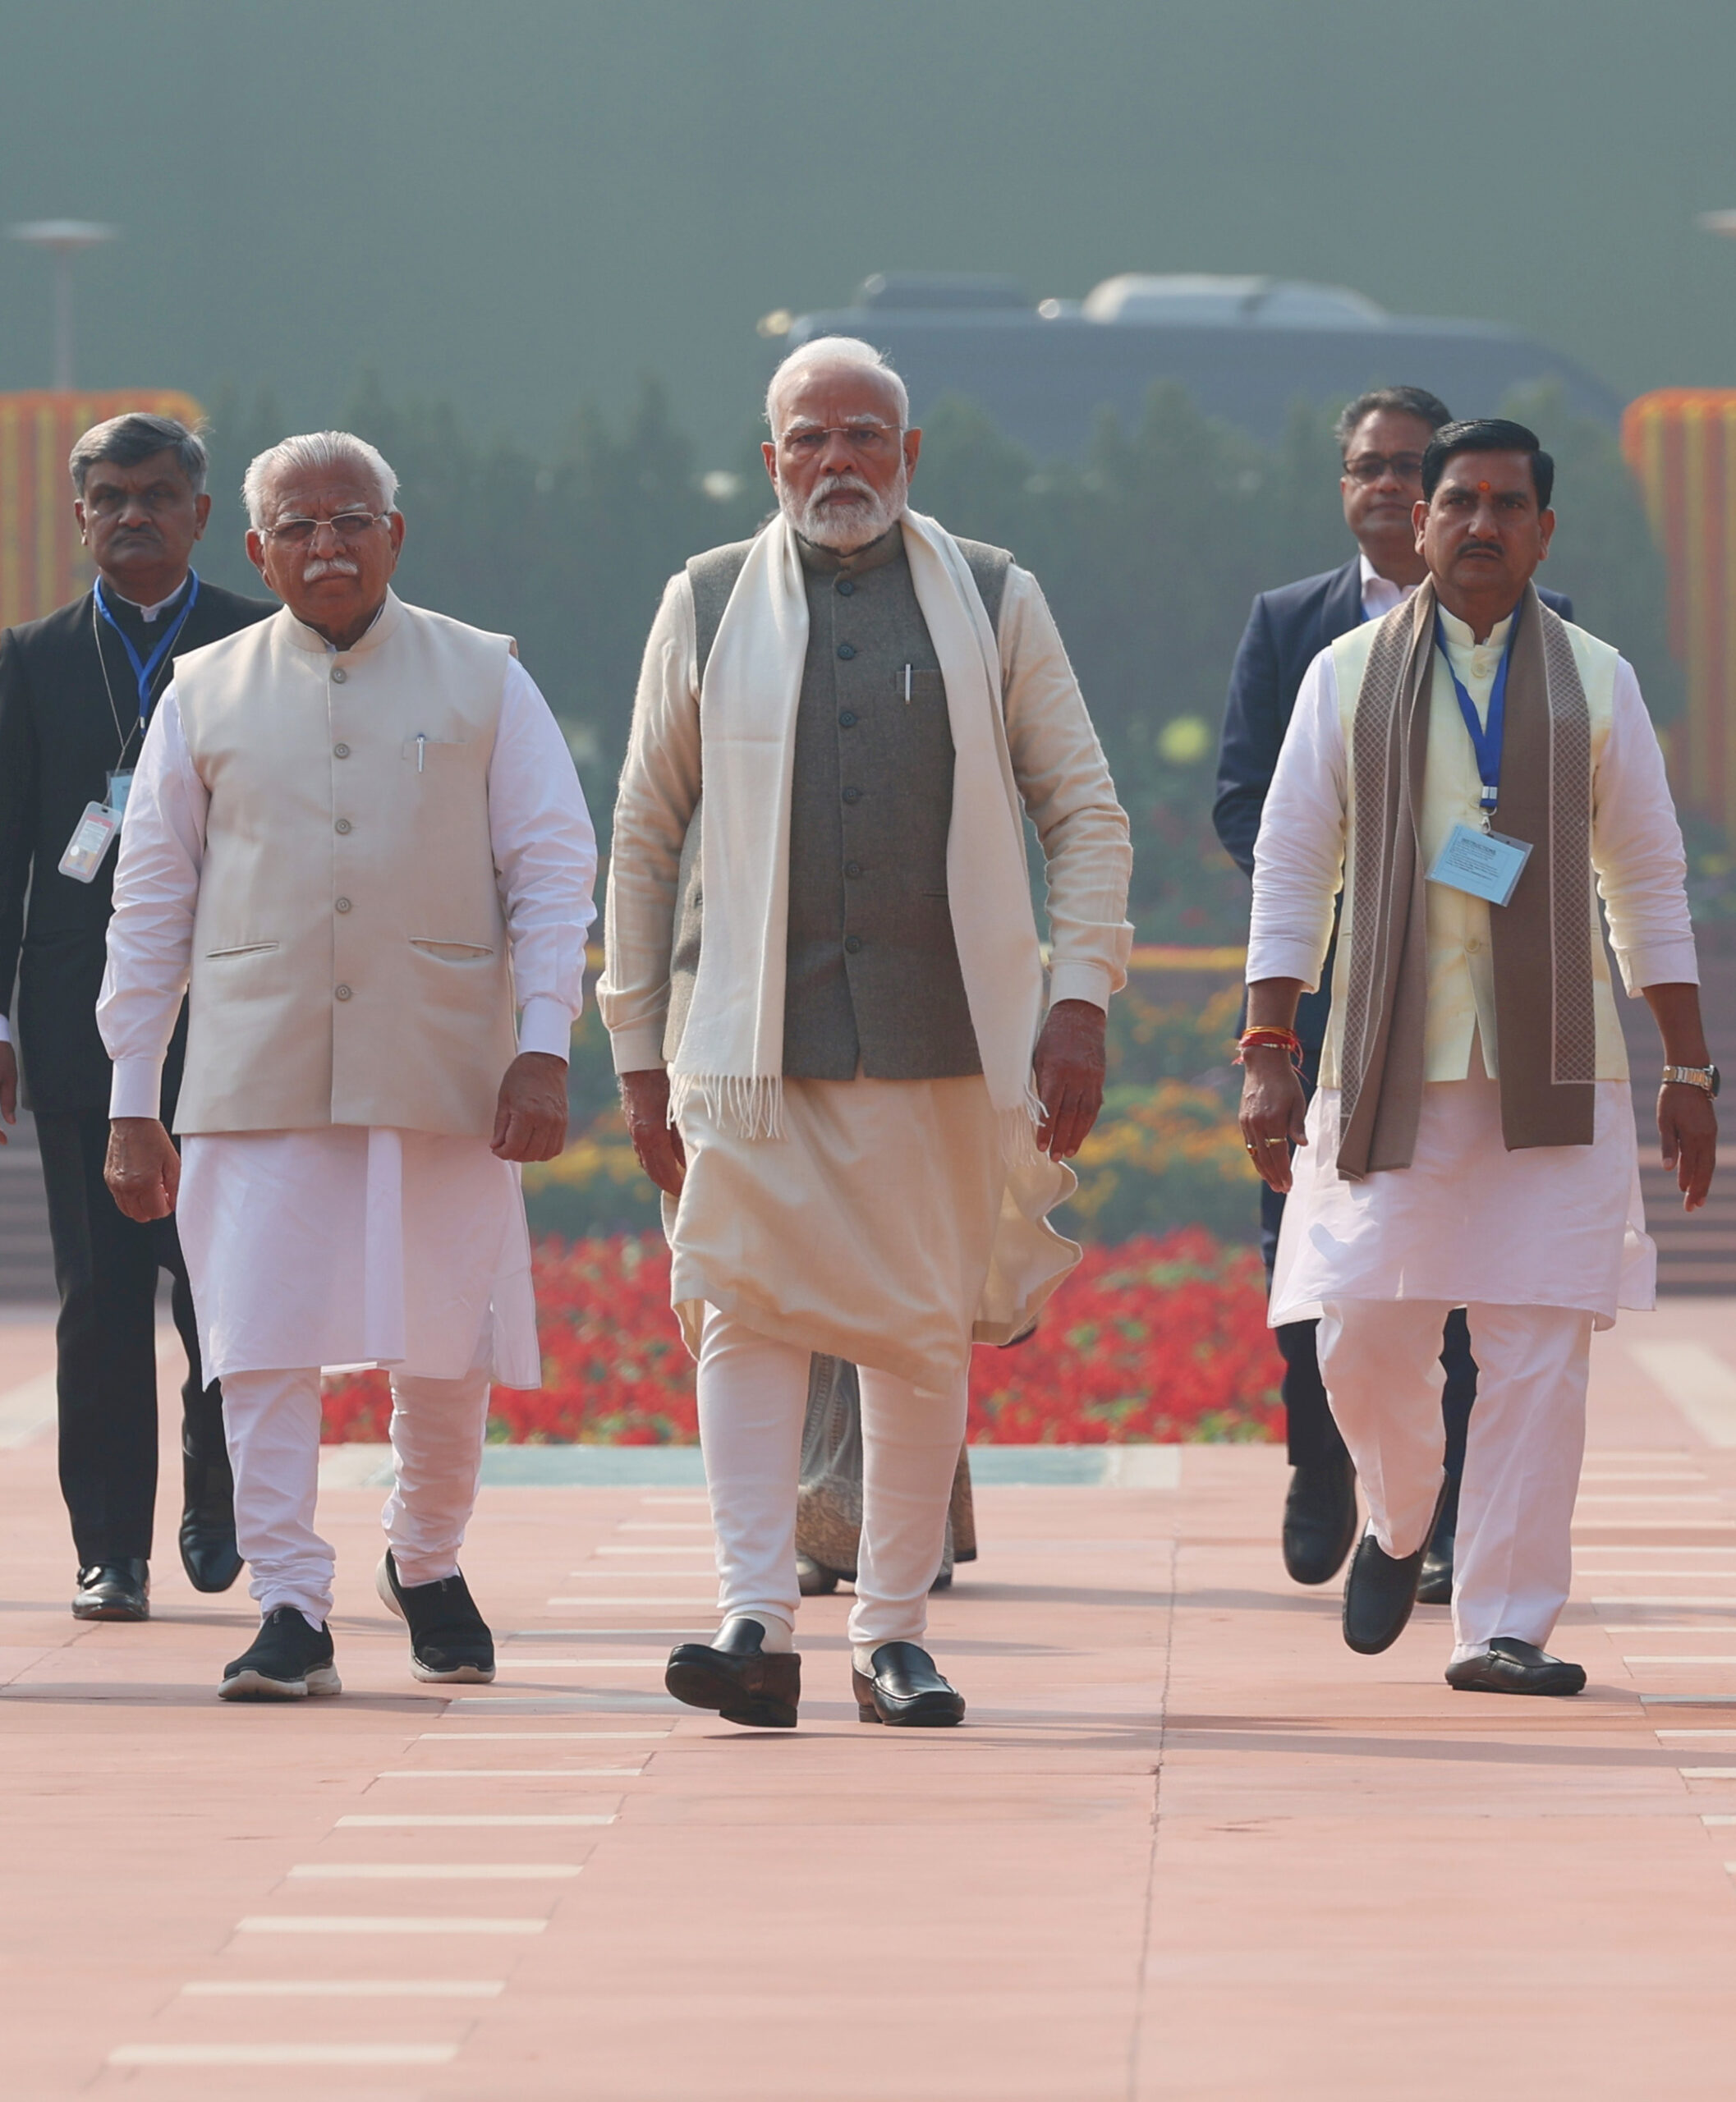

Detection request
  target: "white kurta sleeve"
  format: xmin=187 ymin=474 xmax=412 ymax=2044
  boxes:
xmin=488 ymin=657 xmax=599 ymax=1060
xmin=1594 ymin=659 xmax=1699 ymax=993
xmin=997 ymin=566 xmax=1133 ymax=1012
xmin=99 ymin=686 xmax=209 ymax=1118
xmin=597 ymin=575 xmax=702 ymax=1073
xmin=1247 ymin=649 xmax=1347 ymax=989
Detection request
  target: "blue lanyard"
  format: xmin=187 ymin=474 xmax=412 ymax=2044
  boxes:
xmin=1435 ymin=610 xmax=1518 ymax=818
xmin=94 ymin=571 xmax=200 ymax=730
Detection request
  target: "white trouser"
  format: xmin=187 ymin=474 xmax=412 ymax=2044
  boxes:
xmin=696 ymin=1306 xmax=967 ymax=1649
xmin=223 ymin=1361 xmax=492 ymax=1625
xmin=1318 ymin=1299 xmax=1593 ymax=1657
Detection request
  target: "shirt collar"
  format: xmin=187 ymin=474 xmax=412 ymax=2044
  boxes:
xmin=282 ymin=588 xmax=400 ymax=658
xmin=1437 ymin=602 xmax=1514 ymax=658
xmin=106 ymin=572 xmax=192 ymax=624
xmin=793 ymin=520 xmax=906 ymax=577
xmin=1357 ymin=552 xmax=1419 ymax=611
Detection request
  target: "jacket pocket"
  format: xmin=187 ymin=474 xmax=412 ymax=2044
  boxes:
xmin=409 ymin=939 xmax=495 ymax=961
xmin=203 ymin=941 xmax=280 ymax=959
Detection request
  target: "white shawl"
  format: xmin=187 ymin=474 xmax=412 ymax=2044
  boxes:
xmin=668 ymin=507 xmax=1046 ymax=1154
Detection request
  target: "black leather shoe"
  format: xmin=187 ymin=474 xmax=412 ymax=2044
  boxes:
xmin=1283 ymin=1455 xmax=1358 ymax=1586
xmin=71 ymin=1559 xmax=149 ymax=1621
xmin=180 ymin=1443 xmax=243 ymax=1594
xmin=220 ymin=1606 xmax=341 ymax=1700
xmin=666 ymin=1617 xmax=800 ymax=1727
xmin=852 ymin=1641 xmax=965 ymax=1727
xmin=1416 ymin=1530 xmax=1455 ymax=1606
xmin=1445 ymin=1637 xmax=1586 ymax=1696
xmin=1342 ymin=1512 xmax=1438 ymax=1657
xmin=376 ymin=1551 xmax=495 ymax=1682
xmin=796 ymin=1552 xmax=840 ymax=1596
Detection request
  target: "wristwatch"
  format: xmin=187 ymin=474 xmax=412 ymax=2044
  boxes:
xmin=1662 ymin=1063 xmax=1720 ymax=1097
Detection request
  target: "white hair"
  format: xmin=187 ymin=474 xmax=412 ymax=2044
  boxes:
xmin=765 ymin=336 xmax=909 ymax=434
xmin=242 ymin=430 xmax=399 ymax=528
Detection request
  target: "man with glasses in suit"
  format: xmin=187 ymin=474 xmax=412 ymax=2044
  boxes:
xmin=0 ymin=414 xmax=273 ymax=1620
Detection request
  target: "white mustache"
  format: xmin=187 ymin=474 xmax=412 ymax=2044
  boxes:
xmin=813 ymin=473 xmax=876 ymax=506
xmin=301 ymin=555 xmax=361 ymax=582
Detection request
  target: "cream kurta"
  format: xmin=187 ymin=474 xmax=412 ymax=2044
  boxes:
xmin=605 ymin=524 xmax=1132 ymax=1378
xmin=1251 ymin=613 xmax=1695 ymax=1331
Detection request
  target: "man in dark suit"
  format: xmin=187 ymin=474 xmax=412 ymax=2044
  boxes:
xmin=0 ymin=413 xmax=274 ymax=1619
xmin=1214 ymin=386 xmax=1573 ymax=1599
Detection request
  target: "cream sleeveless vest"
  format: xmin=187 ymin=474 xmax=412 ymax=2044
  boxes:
xmin=172 ymin=591 xmax=519 ymax=1137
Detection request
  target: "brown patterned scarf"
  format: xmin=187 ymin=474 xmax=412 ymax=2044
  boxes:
xmin=1335 ymin=577 xmax=1596 ymax=1181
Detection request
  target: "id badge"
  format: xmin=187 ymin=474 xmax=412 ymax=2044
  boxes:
xmin=106 ymin=769 xmax=135 ymax=817
xmin=1427 ymin=822 xmax=1532 ymax=907
xmin=58 ymin=800 xmax=121 ymax=884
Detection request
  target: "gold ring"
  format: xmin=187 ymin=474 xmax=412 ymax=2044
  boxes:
xmin=1262 ymin=1136 xmax=1288 ymax=1146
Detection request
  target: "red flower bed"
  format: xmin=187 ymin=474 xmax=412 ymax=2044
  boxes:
xmin=321 ymin=1228 xmax=1279 ymax=1444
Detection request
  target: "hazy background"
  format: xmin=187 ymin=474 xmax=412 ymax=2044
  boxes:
xmin=2 ymin=0 xmax=1734 ymax=458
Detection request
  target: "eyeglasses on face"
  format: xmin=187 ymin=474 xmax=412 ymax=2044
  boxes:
xmin=778 ymin=422 xmax=903 ymax=457
xmin=261 ymin=510 xmax=388 ymax=546
xmin=1343 ymin=452 xmax=1426 ymax=486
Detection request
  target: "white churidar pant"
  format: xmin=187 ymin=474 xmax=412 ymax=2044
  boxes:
xmin=1317 ymin=1298 xmax=1593 ymax=1659
xmin=224 ymin=1341 xmax=493 ymax=1625
xmin=696 ymin=1306 xmax=966 ymax=1649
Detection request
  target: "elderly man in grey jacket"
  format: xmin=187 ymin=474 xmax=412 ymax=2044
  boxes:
xmin=603 ymin=337 xmax=1132 ymax=1729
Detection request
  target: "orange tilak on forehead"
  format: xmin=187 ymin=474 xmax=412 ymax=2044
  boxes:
xmin=1477 ymin=480 xmax=1491 ymax=492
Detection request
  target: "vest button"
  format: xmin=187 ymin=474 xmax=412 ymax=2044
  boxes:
xmin=836 ymin=578 xmax=855 ymax=595
xmin=331 ymin=667 xmax=348 ymax=684
xmin=334 ymin=817 xmax=352 ymax=834
xmin=844 ymin=861 xmax=862 ymax=879
xmin=838 ymin=709 xmax=857 ymax=728
xmin=841 ymin=787 xmax=861 ymax=804
xmin=333 ymin=742 xmax=351 ymax=759
xmin=334 ymin=984 xmax=353 ymax=1000
xmin=837 ymin=643 xmax=856 ymax=660
xmin=844 ymin=935 xmax=863 ymax=954
xmin=335 ymin=897 xmax=352 ymax=913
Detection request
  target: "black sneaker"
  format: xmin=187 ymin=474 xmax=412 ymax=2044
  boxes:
xmin=219 ymin=1607 xmax=341 ymax=1700
xmin=376 ymin=1551 xmax=496 ymax=1682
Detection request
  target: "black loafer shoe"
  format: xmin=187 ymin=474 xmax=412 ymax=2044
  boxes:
xmin=852 ymin=1641 xmax=965 ymax=1727
xmin=71 ymin=1559 xmax=149 ymax=1621
xmin=796 ymin=1552 xmax=840 ymax=1596
xmin=220 ymin=1606 xmax=341 ymax=1700
xmin=666 ymin=1617 xmax=800 ymax=1728
xmin=1445 ymin=1637 xmax=1586 ymax=1696
xmin=1416 ymin=1531 xmax=1455 ymax=1606
xmin=1283 ymin=1455 xmax=1358 ymax=1586
xmin=180 ymin=1445 xmax=244 ymax=1594
xmin=376 ymin=1551 xmax=495 ymax=1682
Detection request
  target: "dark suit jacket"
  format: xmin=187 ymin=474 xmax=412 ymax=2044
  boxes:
xmin=1211 ymin=557 xmax=1573 ymax=1065
xmin=0 ymin=576 xmax=275 ymax=1114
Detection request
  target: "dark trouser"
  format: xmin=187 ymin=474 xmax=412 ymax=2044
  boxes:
xmin=1261 ymin=1178 xmax=1474 ymax=1508
xmin=34 ymin=1111 xmax=224 ymax=1564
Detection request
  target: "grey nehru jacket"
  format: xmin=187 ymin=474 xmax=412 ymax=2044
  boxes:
xmin=674 ymin=524 xmax=1013 ymax=1081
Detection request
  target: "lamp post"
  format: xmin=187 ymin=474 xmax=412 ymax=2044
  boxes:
xmin=7 ymin=220 xmax=118 ymax=390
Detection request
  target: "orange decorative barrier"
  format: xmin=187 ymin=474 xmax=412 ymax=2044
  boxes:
xmin=1623 ymin=389 xmax=1736 ymax=840
xmin=0 ymin=388 xmax=204 ymax=630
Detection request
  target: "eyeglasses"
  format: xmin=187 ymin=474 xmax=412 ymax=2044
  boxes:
xmin=261 ymin=510 xmax=388 ymax=546
xmin=778 ymin=422 xmax=903 ymax=457
xmin=1343 ymin=452 xmax=1426 ymax=486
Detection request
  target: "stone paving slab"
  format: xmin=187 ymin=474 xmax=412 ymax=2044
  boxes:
xmin=1 ymin=1310 xmax=1734 ymax=2095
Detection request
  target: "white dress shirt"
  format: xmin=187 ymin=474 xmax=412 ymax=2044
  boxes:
xmin=1357 ymin=551 xmax=1418 ymax=623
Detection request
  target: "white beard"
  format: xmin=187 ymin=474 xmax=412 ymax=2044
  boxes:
xmin=784 ymin=463 xmax=908 ymax=551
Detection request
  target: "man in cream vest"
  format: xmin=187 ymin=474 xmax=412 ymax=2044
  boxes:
xmin=98 ymin=432 xmax=597 ymax=1701
xmin=1242 ymin=419 xmax=1716 ymax=1696
xmin=604 ymin=338 xmax=1132 ymax=1728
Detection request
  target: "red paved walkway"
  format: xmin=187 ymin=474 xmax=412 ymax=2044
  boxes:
xmin=2 ymin=1310 xmax=1736 ymax=2097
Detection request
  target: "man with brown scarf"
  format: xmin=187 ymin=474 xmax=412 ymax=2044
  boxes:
xmin=1239 ymin=419 xmax=1715 ymax=1696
